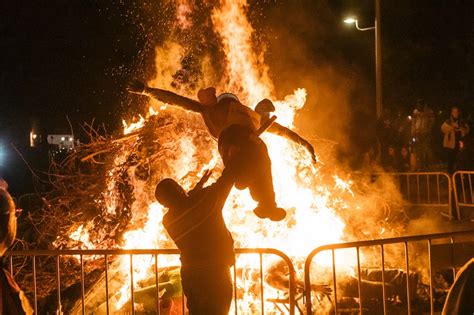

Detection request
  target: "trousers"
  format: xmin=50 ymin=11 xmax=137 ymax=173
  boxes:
xmin=180 ymin=264 xmax=233 ymax=315
xmin=218 ymin=124 xmax=276 ymax=208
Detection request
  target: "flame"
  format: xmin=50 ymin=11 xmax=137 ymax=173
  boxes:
xmin=122 ymin=115 xmax=145 ymax=135
xmin=211 ymin=0 xmax=273 ymax=105
xmin=69 ymin=224 xmax=94 ymax=249
xmin=176 ymin=0 xmax=193 ymax=30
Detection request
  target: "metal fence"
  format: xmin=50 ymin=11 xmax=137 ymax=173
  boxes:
xmin=453 ymin=171 xmax=474 ymax=220
xmin=7 ymin=248 xmax=296 ymax=315
xmin=303 ymin=229 xmax=474 ymax=315
xmin=352 ymin=171 xmax=453 ymax=216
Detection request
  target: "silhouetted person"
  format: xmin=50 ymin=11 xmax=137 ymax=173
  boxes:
xmin=441 ymin=106 xmax=470 ymax=173
xmin=382 ymin=146 xmax=397 ymax=171
xmin=442 ymin=258 xmax=474 ymax=315
xmin=411 ymin=99 xmax=435 ymax=169
xmin=155 ymin=168 xmax=237 ymax=314
xmin=377 ymin=117 xmax=397 ymax=168
xmin=0 ymin=187 xmax=33 ymax=314
xmin=456 ymin=132 xmax=474 ymax=171
xmin=397 ymin=145 xmax=412 ymax=172
xmin=128 ymin=81 xmax=315 ymax=221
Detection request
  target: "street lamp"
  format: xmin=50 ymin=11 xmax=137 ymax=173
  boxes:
xmin=344 ymin=0 xmax=383 ymax=119
xmin=343 ymin=17 xmax=357 ymax=24
xmin=344 ymin=17 xmax=374 ymax=31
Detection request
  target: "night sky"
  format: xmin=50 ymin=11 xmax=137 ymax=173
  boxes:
xmin=0 ymin=0 xmax=473 ymax=194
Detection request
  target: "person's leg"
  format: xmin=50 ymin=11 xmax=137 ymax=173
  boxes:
xmin=218 ymin=125 xmax=285 ymax=220
xmin=245 ymin=140 xmax=285 ymax=221
xmin=182 ymin=265 xmax=233 ymax=315
xmin=205 ymin=266 xmax=233 ymax=314
xmin=180 ymin=266 xmax=197 ymax=314
xmin=445 ymin=148 xmax=456 ymax=173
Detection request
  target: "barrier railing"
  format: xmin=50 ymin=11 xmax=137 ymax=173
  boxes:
xmin=304 ymin=229 xmax=474 ymax=315
xmin=352 ymin=171 xmax=453 ymax=216
xmin=7 ymin=248 xmax=296 ymax=315
xmin=452 ymin=170 xmax=474 ymax=220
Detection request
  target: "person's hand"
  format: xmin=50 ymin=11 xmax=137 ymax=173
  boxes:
xmin=190 ymin=169 xmax=213 ymax=194
xmin=127 ymin=80 xmax=147 ymax=94
xmin=199 ymin=169 xmax=213 ymax=186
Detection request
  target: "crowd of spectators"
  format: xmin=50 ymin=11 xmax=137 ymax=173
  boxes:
xmin=375 ymin=99 xmax=472 ymax=174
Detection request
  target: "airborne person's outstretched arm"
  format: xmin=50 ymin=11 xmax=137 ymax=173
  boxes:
xmin=127 ymin=80 xmax=203 ymax=113
xmin=268 ymin=123 xmax=317 ymax=163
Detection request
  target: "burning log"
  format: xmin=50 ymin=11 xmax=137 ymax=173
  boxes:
xmin=70 ymin=265 xmax=185 ymax=314
xmin=338 ymin=268 xmax=419 ymax=306
xmin=11 ymin=113 xmax=214 ymax=310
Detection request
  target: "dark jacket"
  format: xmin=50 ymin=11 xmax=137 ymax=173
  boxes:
xmin=163 ymin=169 xmax=236 ymax=268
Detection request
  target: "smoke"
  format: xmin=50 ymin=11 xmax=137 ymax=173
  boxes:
xmin=251 ymin=1 xmax=375 ymax=159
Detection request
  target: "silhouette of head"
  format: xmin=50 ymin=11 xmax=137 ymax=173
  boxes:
xmin=0 ymin=188 xmax=17 ymax=253
xmin=216 ymin=93 xmax=239 ymax=104
xmin=255 ymin=99 xmax=275 ymax=121
xmin=155 ymin=178 xmax=187 ymax=210
xmin=401 ymin=145 xmax=409 ymax=158
xmin=197 ymin=87 xmax=217 ymax=106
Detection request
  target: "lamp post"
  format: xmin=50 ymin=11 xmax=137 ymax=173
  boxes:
xmin=344 ymin=0 xmax=383 ymax=118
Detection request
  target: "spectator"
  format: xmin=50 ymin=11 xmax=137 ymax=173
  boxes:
xmin=0 ymin=186 xmax=34 ymax=314
xmin=441 ymin=258 xmax=473 ymax=315
xmin=397 ymin=144 xmax=413 ymax=172
xmin=377 ymin=117 xmax=397 ymax=168
xmin=455 ymin=130 xmax=474 ymax=171
xmin=441 ymin=106 xmax=470 ymax=173
xmin=411 ymin=99 xmax=435 ymax=169
xmin=392 ymin=108 xmax=412 ymax=146
xmin=383 ymin=146 xmax=397 ymax=171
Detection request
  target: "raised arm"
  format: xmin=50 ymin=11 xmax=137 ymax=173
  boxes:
xmin=268 ymin=123 xmax=317 ymax=163
xmin=188 ymin=169 xmax=213 ymax=196
xmin=127 ymin=80 xmax=203 ymax=113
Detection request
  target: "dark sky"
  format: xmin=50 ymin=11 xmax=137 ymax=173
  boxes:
xmin=1 ymin=0 xmax=473 ymax=126
xmin=0 ymin=0 xmax=473 ymax=193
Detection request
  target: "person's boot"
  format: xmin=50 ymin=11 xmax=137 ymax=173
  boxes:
xmin=253 ymin=204 xmax=286 ymax=221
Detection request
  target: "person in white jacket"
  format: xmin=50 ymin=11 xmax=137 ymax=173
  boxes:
xmin=128 ymin=81 xmax=317 ymax=221
xmin=441 ymin=106 xmax=470 ymax=173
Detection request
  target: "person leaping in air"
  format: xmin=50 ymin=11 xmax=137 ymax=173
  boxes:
xmin=127 ymin=81 xmax=316 ymax=221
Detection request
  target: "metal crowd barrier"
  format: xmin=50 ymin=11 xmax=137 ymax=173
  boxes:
xmin=352 ymin=171 xmax=453 ymax=216
xmin=303 ymin=229 xmax=474 ymax=315
xmin=7 ymin=248 xmax=296 ymax=315
xmin=452 ymin=170 xmax=474 ymax=220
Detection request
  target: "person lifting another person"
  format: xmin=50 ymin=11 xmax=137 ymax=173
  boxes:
xmin=128 ymin=81 xmax=316 ymax=221
xmin=155 ymin=166 xmax=238 ymax=314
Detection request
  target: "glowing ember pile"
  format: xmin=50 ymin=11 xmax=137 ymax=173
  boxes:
xmin=65 ymin=0 xmax=403 ymax=313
